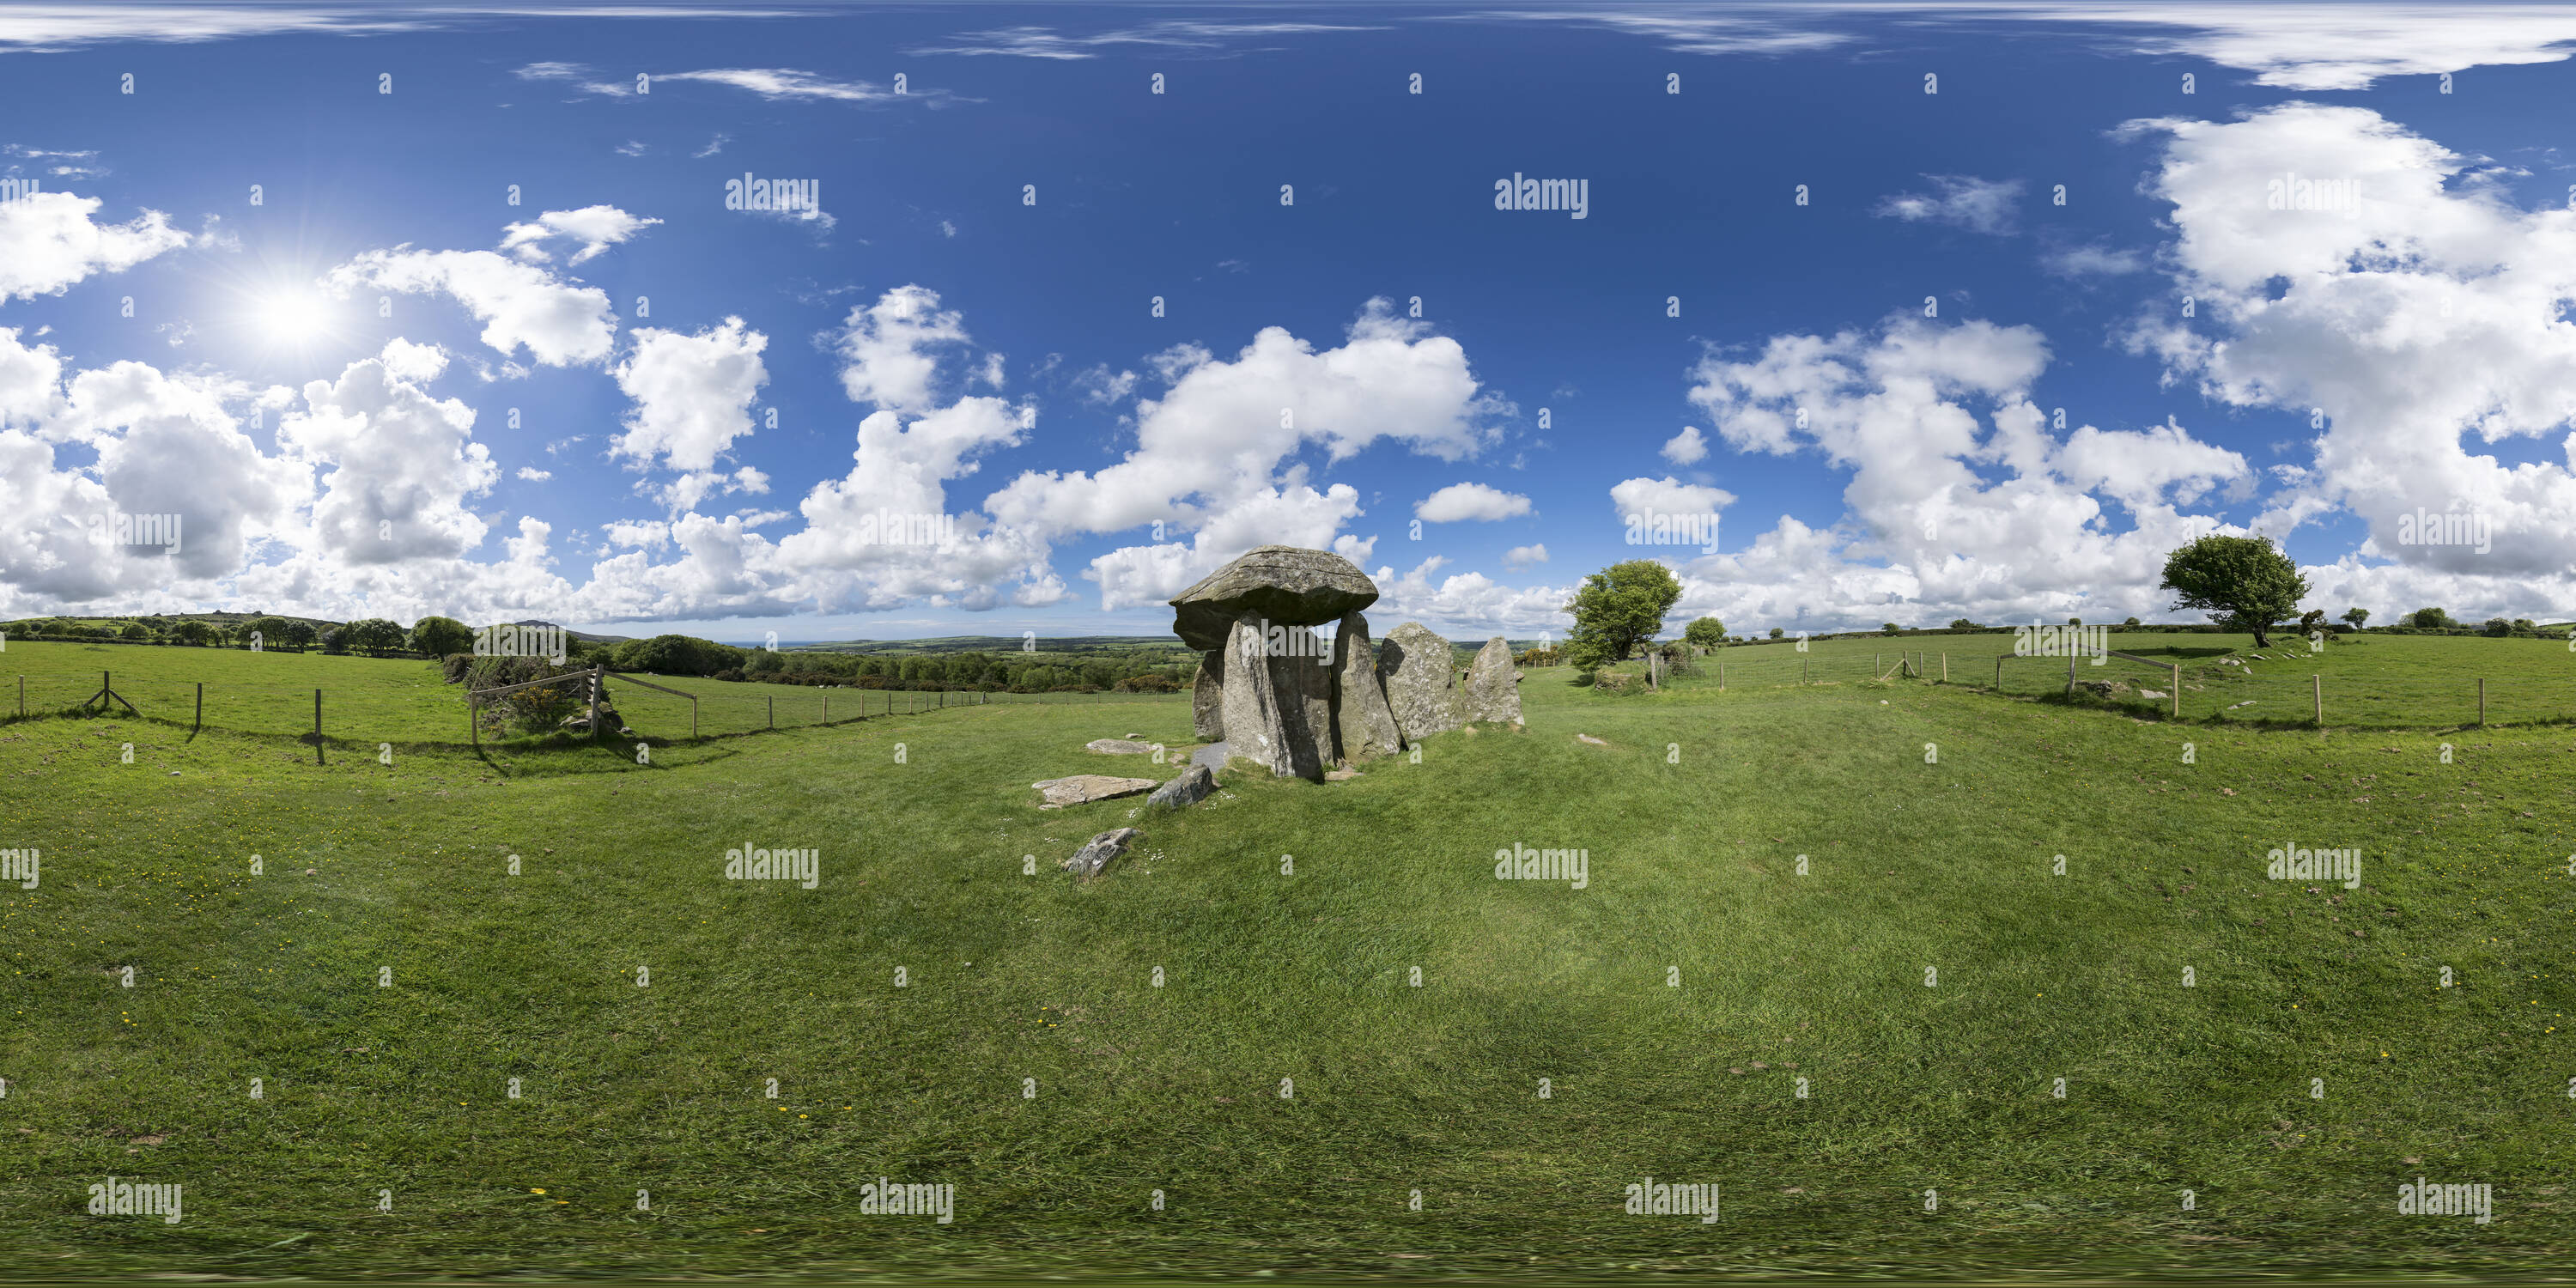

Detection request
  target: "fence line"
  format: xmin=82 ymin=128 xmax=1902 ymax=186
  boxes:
xmin=1586 ymin=649 xmax=2576 ymax=730
xmin=5 ymin=666 xmax=1187 ymax=750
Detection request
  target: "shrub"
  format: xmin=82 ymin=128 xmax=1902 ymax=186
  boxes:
xmin=611 ymin=634 xmax=744 ymax=677
xmin=459 ymin=656 xmax=590 ymax=735
xmin=410 ymin=616 xmax=474 ymax=658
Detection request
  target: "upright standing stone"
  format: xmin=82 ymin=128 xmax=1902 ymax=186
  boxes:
xmin=1218 ymin=617 xmax=1329 ymax=781
xmin=1379 ymin=621 xmax=1461 ymax=741
xmin=1330 ymin=612 xmax=1402 ymax=761
xmin=1463 ymin=636 xmax=1523 ymax=724
xmin=1192 ymin=647 xmax=1225 ymax=741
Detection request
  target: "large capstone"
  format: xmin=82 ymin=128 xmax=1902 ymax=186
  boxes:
xmin=1192 ymin=647 xmax=1225 ymax=741
xmin=1217 ymin=615 xmax=1332 ymax=781
xmin=1168 ymin=544 xmax=1379 ymax=652
xmin=1330 ymin=611 xmax=1403 ymax=761
xmin=1462 ymin=636 xmax=1523 ymax=724
xmin=1378 ymin=621 xmax=1461 ymax=741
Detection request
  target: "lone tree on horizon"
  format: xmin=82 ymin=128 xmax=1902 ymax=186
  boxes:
xmin=2159 ymin=534 xmax=2308 ymax=647
xmin=1563 ymin=560 xmax=1682 ymax=669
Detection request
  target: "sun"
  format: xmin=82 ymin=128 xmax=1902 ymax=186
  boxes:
xmin=248 ymin=287 xmax=336 ymax=343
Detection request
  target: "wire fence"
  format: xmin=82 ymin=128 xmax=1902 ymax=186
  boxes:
xmin=3 ymin=666 xmax=1188 ymax=750
xmin=1630 ymin=646 xmax=2576 ymax=729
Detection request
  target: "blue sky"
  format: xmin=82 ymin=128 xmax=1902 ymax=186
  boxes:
xmin=4 ymin=3 xmax=2575 ymax=642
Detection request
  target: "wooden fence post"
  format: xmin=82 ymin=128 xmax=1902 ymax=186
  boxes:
xmin=1940 ymin=653 xmax=1948 ymax=683
xmin=768 ymin=695 xmax=774 ymax=729
xmin=2477 ymin=677 xmax=2486 ymax=726
xmin=2171 ymin=664 xmax=2181 ymax=719
xmin=195 ymin=682 xmax=202 ymax=732
xmin=314 ymin=689 xmax=324 ymax=764
xmin=588 ymin=666 xmax=602 ymax=741
xmin=2313 ymin=674 xmax=2323 ymax=725
xmin=1995 ymin=655 xmax=2003 ymax=690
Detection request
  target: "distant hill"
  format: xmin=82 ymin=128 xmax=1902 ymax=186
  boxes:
xmin=511 ymin=620 xmax=632 ymax=645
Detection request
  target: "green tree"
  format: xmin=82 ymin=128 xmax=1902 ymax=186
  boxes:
xmin=119 ymin=622 xmax=149 ymax=641
xmin=1682 ymin=617 xmax=1726 ymax=648
xmin=1561 ymin=560 xmax=1682 ymax=669
xmin=344 ymin=618 xmax=407 ymax=656
xmin=2341 ymin=607 xmax=2369 ymax=630
xmin=410 ymin=615 xmax=474 ymax=658
xmin=2122 ymin=617 xmax=2141 ymax=628
xmin=1881 ymin=622 xmax=1902 ymax=635
xmin=172 ymin=620 xmax=214 ymax=647
xmin=2159 ymin=534 xmax=2309 ymax=648
xmin=1949 ymin=618 xmax=1978 ymax=629
xmin=242 ymin=616 xmax=295 ymax=650
xmin=2409 ymin=606 xmax=2453 ymax=630
xmin=1767 ymin=627 xmax=1784 ymax=640
xmin=610 ymin=634 xmax=743 ymax=677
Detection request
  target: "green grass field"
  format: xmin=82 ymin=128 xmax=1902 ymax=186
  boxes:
xmin=4 ymin=646 xmax=2571 ymax=1278
xmin=1643 ymin=630 xmax=2576 ymax=729
xmin=0 ymin=640 xmax=1181 ymax=748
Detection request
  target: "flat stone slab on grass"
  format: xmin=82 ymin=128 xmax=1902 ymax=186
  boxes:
xmin=1085 ymin=738 xmax=1159 ymax=755
xmin=1033 ymin=775 xmax=1160 ymax=809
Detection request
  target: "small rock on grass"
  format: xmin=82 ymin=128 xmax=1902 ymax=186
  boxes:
xmin=1085 ymin=738 xmax=1158 ymax=755
xmin=1576 ymin=733 xmax=1608 ymax=745
xmin=1147 ymin=764 xmax=1217 ymax=809
xmin=1063 ymin=828 xmax=1141 ymax=879
xmin=1324 ymin=768 xmax=1360 ymax=781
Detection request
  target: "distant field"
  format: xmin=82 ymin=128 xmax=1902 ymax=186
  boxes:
xmin=4 ymin=646 xmax=2569 ymax=1278
xmin=0 ymin=640 xmax=1185 ymax=746
xmin=1625 ymin=631 xmax=2576 ymax=729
